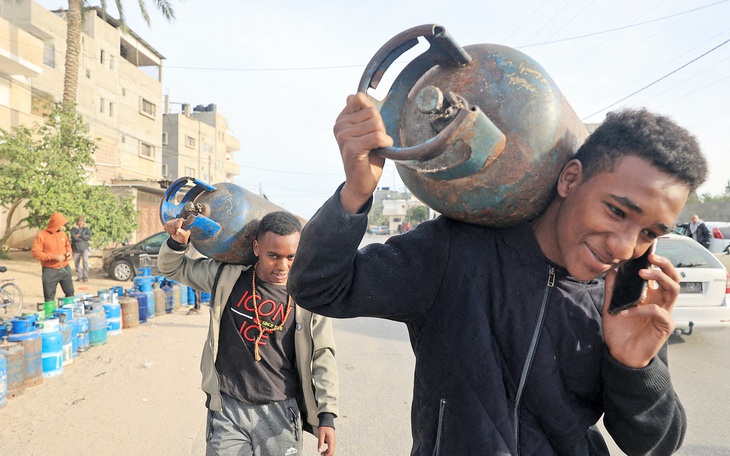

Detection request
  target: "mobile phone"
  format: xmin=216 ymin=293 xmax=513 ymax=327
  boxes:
xmin=608 ymin=241 xmax=656 ymax=315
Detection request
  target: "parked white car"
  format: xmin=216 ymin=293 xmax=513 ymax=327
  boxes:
xmin=655 ymin=233 xmax=730 ymax=333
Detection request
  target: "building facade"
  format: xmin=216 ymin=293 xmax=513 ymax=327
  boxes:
xmin=0 ymin=1 xmax=241 ymax=246
xmin=162 ymin=101 xmax=241 ymax=184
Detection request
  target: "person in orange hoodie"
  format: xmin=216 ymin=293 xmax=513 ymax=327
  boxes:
xmin=32 ymin=212 xmax=75 ymax=302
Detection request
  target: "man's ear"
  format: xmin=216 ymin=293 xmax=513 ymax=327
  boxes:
xmin=556 ymin=159 xmax=583 ymax=198
xmin=253 ymin=239 xmax=259 ymax=257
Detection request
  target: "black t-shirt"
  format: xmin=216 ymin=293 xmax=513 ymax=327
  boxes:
xmin=215 ymin=268 xmax=298 ymax=405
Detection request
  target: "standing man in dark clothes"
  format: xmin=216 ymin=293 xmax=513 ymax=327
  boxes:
xmin=289 ymin=93 xmax=706 ymax=455
xmin=688 ymin=214 xmax=711 ymax=249
xmin=70 ymin=215 xmax=92 ymax=282
xmin=32 ymin=212 xmax=74 ymax=302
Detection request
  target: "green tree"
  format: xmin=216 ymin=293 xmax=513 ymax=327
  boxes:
xmin=407 ymin=205 xmax=429 ymax=224
xmin=63 ymin=0 xmax=176 ymax=105
xmin=0 ymin=103 xmax=138 ymax=248
xmin=368 ymin=203 xmax=387 ymax=227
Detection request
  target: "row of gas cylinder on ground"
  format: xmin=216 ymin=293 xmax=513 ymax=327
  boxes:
xmin=0 ymin=270 xmax=209 ymax=409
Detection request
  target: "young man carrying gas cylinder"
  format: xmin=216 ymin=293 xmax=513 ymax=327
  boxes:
xmin=288 ymin=92 xmax=704 ymax=455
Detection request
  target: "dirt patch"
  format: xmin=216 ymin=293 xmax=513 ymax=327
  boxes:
xmin=0 ymin=250 xmax=210 ymax=454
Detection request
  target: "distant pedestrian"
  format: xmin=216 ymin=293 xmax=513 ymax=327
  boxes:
xmin=688 ymin=214 xmax=711 ymax=249
xmin=32 ymin=212 xmax=74 ymax=302
xmin=71 ymin=215 xmax=92 ymax=282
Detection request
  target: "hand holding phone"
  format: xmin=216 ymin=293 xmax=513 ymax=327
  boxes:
xmin=608 ymin=241 xmax=656 ymax=315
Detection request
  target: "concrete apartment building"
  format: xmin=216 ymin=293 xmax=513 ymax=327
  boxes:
xmin=373 ymin=187 xmax=430 ymax=234
xmin=0 ymin=1 xmax=241 ymax=246
xmin=0 ymin=12 xmax=43 ymax=130
xmin=162 ymin=101 xmax=241 ymax=184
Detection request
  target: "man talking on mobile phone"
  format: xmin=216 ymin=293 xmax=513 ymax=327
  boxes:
xmin=289 ymin=95 xmax=705 ymax=455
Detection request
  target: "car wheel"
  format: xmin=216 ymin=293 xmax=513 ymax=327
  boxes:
xmin=111 ymin=259 xmax=134 ymax=281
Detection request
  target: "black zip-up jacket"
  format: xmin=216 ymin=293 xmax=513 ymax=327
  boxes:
xmin=289 ymin=190 xmax=686 ymax=456
xmin=70 ymin=225 xmax=92 ymax=252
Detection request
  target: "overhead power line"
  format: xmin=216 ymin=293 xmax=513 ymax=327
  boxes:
xmin=517 ymin=0 xmax=729 ymax=49
xmin=158 ymin=1 xmax=730 ymax=72
xmin=582 ymin=37 xmax=730 ymax=120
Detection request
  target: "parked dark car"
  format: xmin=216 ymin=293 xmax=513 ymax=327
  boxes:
xmin=102 ymin=231 xmax=168 ymax=281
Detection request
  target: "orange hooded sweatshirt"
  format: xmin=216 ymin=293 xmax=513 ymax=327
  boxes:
xmin=32 ymin=212 xmax=72 ymax=269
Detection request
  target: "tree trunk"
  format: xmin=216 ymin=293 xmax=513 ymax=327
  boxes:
xmin=62 ymin=0 xmax=83 ymax=106
xmin=0 ymin=199 xmax=29 ymax=248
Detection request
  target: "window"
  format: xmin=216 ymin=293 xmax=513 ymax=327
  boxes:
xmin=204 ymin=144 xmax=213 ymax=154
xmin=141 ymin=98 xmax=156 ymax=118
xmin=100 ymin=50 xmax=106 ymax=64
xmin=86 ymin=69 xmax=91 ymax=78
xmin=109 ymin=102 xmax=114 ymax=117
xmin=140 ymin=143 xmax=155 ymax=159
xmin=121 ymin=87 xmax=126 ymax=97
xmin=109 ymin=55 xmax=114 ymax=69
xmin=185 ymin=136 xmax=196 ymax=148
xmin=121 ymin=134 xmax=126 ymax=144
xmin=162 ymin=132 xmax=168 ymax=145
xmin=43 ymin=42 xmax=55 ymax=68
xmin=161 ymin=164 xmax=169 ymax=177
xmin=184 ymin=166 xmax=195 ymax=178
xmin=99 ymin=97 xmax=105 ymax=113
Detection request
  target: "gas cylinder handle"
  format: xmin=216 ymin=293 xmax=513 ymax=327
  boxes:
xmin=357 ymin=24 xmax=470 ymax=94
xmin=356 ymin=24 xmax=474 ymax=161
xmin=159 ymin=176 xmax=217 ymax=225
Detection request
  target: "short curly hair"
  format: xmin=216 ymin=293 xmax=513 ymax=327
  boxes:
xmin=574 ymin=108 xmax=707 ymax=193
xmin=257 ymin=211 xmax=302 ymax=239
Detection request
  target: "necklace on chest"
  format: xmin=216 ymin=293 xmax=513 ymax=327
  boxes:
xmin=251 ymin=262 xmax=293 ymax=361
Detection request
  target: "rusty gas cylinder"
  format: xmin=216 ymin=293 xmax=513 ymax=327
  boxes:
xmin=160 ymin=177 xmax=304 ymax=265
xmin=358 ymin=24 xmax=588 ymax=226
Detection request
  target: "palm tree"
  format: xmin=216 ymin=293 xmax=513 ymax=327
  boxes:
xmin=62 ymin=0 xmax=176 ymax=106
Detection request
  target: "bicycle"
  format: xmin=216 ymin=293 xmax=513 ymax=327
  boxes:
xmin=0 ymin=266 xmax=24 ymax=317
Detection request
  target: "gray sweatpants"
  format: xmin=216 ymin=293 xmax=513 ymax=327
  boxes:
xmin=206 ymin=393 xmax=302 ymax=456
xmin=74 ymin=249 xmax=90 ymax=280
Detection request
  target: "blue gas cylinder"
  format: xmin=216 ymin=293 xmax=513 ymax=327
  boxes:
xmin=21 ymin=313 xmax=39 ymax=329
xmin=179 ymin=283 xmax=188 ymax=306
xmin=144 ymin=289 xmax=155 ymax=319
xmin=0 ymin=350 xmax=7 ymax=408
xmin=200 ymin=291 xmax=211 ymax=306
xmin=128 ymin=290 xmax=148 ymax=324
xmin=161 ymin=282 xmax=174 ymax=313
xmin=103 ymin=302 xmax=122 ymax=336
xmin=133 ymin=268 xmax=155 ymax=293
xmin=86 ymin=304 xmax=107 ymax=347
xmin=75 ymin=316 xmax=90 ymax=353
xmin=52 ymin=311 xmax=74 ymax=366
xmin=187 ymin=287 xmax=196 ymax=307
xmin=0 ymin=338 xmax=24 ymax=398
xmin=110 ymin=285 xmax=125 ymax=298
xmin=40 ymin=318 xmax=63 ymax=378
xmin=7 ymin=317 xmax=42 ymax=387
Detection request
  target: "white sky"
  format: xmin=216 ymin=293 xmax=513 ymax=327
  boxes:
xmin=35 ymin=0 xmax=730 ymax=219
